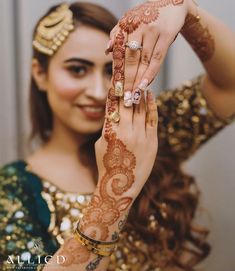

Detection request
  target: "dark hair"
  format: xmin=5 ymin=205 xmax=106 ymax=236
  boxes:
xmin=127 ymin=148 xmax=210 ymax=270
xmin=29 ymin=2 xmax=210 ymax=270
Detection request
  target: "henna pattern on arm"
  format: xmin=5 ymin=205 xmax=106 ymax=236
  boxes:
xmin=113 ymin=0 xmax=184 ymax=88
xmin=55 ymin=237 xmax=90 ymax=266
xmin=181 ymin=13 xmax=215 ymax=62
xmin=56 ymin=1 xmax=177 ymax=266
xmin=86 ymin=255 xmax=103 ymax=271
xmin=54 ymin=98 xmax=132 ymax=269
xmin=57 ymin=90 xmax=136 ymax=269
xmin=119 ymin=0 xmax=184 ymax=34
xmin=80 ymin=99 xmax=136 ymax=240
xmin=113 ymin=30 xmax=125 ymax=93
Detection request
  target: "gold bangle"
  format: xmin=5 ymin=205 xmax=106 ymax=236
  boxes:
xmin=73 ymin=222 xmax=119 ymax=257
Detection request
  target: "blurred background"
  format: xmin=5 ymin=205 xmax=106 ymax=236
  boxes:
xmin=0 ymin=0 xmax=234 ymax=270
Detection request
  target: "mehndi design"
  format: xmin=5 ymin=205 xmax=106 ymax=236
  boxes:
xmin=113 ymin=31 xmax=126 ymax=96
xmin=58 ymin=237 xmax=90 ymax=266
xmin=113 ymin=0 xmax=184 ymax=95
xmin=119 ymin=0 xmax=184 ymax=34
xmin=80 ymin=90 xmax=135 ymax=242
xmin=181 ymin=13 xmax=215 ymax=62
xmin=58 ymin=90 xmax=136 ymax=269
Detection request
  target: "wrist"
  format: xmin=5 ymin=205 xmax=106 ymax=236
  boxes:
xmin=181 ymin=0 xmax=201 ymax=31
xmin=186 ymin=0 xmax=198 ymax=15
xmin=80 ymin=208 xmax=129 ymax=241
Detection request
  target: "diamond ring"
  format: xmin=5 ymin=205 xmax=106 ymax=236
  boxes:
xmin=125 ymin=40 xmax=142 ymax=51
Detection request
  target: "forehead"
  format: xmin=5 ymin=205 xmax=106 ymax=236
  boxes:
xmin=54 ymin=25 xmax=112 ymax=63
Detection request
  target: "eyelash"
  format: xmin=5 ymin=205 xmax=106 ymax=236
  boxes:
xmin=67 ymin=65 xmax=87 ymax=77
xmin=105 ymin=65 xmax=113 ymax=77
xmin=67 ymin=64 xmax=113 ymax=78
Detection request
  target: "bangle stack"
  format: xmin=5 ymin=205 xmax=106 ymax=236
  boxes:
xmin=74 ymin=222 xmax=119 ymax=257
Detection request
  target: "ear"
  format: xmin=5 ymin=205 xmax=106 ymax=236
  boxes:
xmin=31 ymin=58 xmax=48 ymax=92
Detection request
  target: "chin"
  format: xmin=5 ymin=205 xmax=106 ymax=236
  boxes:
xmin=72 ymin=122 xmax=103 ymax=135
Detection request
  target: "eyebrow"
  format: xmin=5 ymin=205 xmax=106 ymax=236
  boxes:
xmin=64 ymin=58 xmax=94 ymax=66
xmin=64 ymin=57 xmax=112 ymax=67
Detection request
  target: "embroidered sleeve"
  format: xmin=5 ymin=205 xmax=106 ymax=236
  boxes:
xmin=157 ymin=76 xmax=234 ymax=161
xmin=0 ymin=165 xmax=58 ymax=271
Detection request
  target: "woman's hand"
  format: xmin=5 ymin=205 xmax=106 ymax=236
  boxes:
xmin=95 ymin=90 xmax=158 ymax=198
xmin=107 ymin=0 xmax=191 ymax=105
xmin=79 ymin=90 xmax=158 ymax=244
xmin=43 ymin=93 xmax=158 ymax=271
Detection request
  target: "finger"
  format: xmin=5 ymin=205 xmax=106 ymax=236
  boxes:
xmin=112 ymin=30 xmax=127 ymax=98
xmin=146 ymin=90 xmax=158 ymax=131
xmin=118 ymin=93 xmax=134 ymax=133
xmin=132 ymin=33 xmax=160 ymax=93
xmin=105 ymin=25 xmax=119 ymax=55
xmin=141 ymin=36 xmax=169 ymax=86
xmin=123 ymin=34 xmax=143 ymax=107
xmin=133 ymin=90 xmax=146 ymax=130
xmin=110 ymin=25 xmax=119 ymax=42
xmin=102 ymin=88 xmax=119 ymax=140
xmin=105 ymin=39 xmax=114 ymax=55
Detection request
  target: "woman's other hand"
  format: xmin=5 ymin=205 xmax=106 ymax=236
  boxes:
xmin=108 ymin=0 xmax=190 ymax=104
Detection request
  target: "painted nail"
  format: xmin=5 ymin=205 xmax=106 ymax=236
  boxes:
xmin=147 ymin=90 xmax=155 ymax=101
xmin=132 ymin=89 xmax=142 ymax=104
xmin=138 ymin=79 xmax=149 ymax=91
xmin=115 ymin=81 xmax=124 ymax=97
xmin=124 ymin=91 xmax=133 ymax=107
xmin=105 ymin=40 xmax=113 ymax=55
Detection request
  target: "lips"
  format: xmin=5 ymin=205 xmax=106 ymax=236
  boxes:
xmin=80 ymin=106 xmax=104 ymax=113
xmin=75 ymin=104 xmax=105 ymax=120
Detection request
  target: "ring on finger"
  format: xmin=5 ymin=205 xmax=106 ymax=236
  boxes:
xmin=125 ymin=40 xmax=142 ymax=51
xmin=107 ymin=111 xmax=120 ymax=123
xmin=114 ymin=81 xmax=124 ymax=97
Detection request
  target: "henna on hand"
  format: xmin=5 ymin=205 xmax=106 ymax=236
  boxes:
xmin=113 ymin=30 xmax=126 ymax=94
xmin=86 ymin=255 xmax=103 ymax=270
xmin=55 ymin=237 xmax=91 ymax=266
xmin=80 ymin=138 xmax=135 ymax=239
xmin=181 ymin=13 xmax=215 ymax=62
xmin=119 ymin=0 xmax=184 ymax=34
xmin=80 ymin=90 xmax=136 ymax=241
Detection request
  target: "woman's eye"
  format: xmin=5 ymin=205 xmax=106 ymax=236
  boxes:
xmin=67 ymin=66 xmax=87 ymax=76
xmin=105 ymin=64 xmax=113 ymax=77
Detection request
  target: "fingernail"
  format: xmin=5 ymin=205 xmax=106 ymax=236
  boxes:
xmin=132 ymin=89 xmax=142 ymax=104
xmin=138 ymin=79 xmax=149 ymax=91
xmin=147 ymin=90 xmax=155 ymax=101
xmin=114 ymin=81 xmax=124 ymax=97
xmin=105 ymin=40 xmax=113 ymax=55
xmin=124 ymin=91 xmax=133 ymax=107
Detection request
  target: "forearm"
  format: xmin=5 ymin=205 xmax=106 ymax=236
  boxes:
xmin=181 ymin=0 xmax=235 ymax=91
xmin=42 ymin=186 xmax=132 ymax=271
xmin=43 ymin=153 xmax=136 ymax=270
xmin=42 ymin=236 xmax=110 ymax=271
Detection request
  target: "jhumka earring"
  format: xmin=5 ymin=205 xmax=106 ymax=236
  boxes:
xmin=33 ymin=4 xmax=74 ymax=56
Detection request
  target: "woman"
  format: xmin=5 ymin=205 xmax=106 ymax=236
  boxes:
xmin=0 ymin=3 xmax=157 ymax=271
xmin=0 ymin=1 xmax=234 ymax=271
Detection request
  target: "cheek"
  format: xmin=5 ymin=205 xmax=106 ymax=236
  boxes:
xmin=104 ymin=77 xmax=112 ymax=92
xmin=48 ymin=70 xmax=82 ymax=100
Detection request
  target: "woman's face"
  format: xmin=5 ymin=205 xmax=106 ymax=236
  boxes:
xmin=41 ymin=25 xmax=112 ymax=135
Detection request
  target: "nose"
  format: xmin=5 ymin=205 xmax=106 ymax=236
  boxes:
xmin=86 ymin=71 xmax=108 ymax=102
